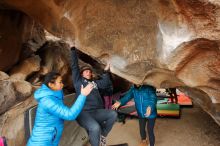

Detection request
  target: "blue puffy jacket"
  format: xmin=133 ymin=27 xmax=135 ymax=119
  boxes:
xmin=27 ymin=84 xmax=86 ymax=146
xmin=119 ymin=85 xmax=157 ymax=119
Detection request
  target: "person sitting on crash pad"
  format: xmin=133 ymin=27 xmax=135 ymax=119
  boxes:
xmin=112 ymin=84 xmax=157 ymax=146
xmin=70 ymin=47 xmax=117 ymax=146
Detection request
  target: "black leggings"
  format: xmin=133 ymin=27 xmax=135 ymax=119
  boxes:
xmin=138 ymin=118 xmax=156 ymax=146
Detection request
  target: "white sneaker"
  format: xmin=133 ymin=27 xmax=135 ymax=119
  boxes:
xmin=100 ymin=135 xmax=106 ymax=146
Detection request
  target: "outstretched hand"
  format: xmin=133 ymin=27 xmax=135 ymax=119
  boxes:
xmin=65 ymin=38 xmax=75 ymax=47
xmin=104 ymin=62 xmax=111 ymax=71
xmin=80 ymin=83 xmax=93 ymax=96
xmin=112 ymin=101 xmax=121 ymax=110
xmin=64 ymin=38 xmax=78 ymax=51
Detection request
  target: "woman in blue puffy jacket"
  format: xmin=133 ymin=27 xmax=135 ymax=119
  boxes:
xmin=112 ymin=84 xmax=157 ymax=146
xmin=27 ymin=72 xmax=93 ymax=146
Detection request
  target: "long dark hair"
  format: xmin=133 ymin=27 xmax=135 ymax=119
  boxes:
xmin=43 ymin=71 xmax=61 ymax=87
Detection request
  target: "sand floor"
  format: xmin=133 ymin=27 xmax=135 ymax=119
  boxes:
xmin=107 ymin=104 xmax=220 ymax=146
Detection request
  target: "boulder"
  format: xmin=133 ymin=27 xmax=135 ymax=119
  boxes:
xmin=0 ymin=96 xmax=36 ymax=146
xmin=12 ymin=80 xmax=33 ymax=101
xmin=0 ymin=77 xmax=33 ymax=114
xmin=0 ymin=9 xmax=45 ymax=71
xmin=0 ymin=80 xmax=16 ymax=114
xmin=9 ymin=55 xmax=41 ymax=80
xmin=0 ymin=71 xmax=9 ymax=80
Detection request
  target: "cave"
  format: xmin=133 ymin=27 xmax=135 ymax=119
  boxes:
xmin=0 ymin=0 xmax=220 ymax=146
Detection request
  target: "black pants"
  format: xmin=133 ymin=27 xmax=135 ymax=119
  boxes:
xmin=139 ymin=118 xmax=156 ymax=146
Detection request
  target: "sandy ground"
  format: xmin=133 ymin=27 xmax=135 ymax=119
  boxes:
xmin=107 ymin=104 xmax=220 ymax=146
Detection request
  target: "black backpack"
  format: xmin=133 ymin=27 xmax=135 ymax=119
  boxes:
xmin=24 ymin=105 xmax=37 ymax=142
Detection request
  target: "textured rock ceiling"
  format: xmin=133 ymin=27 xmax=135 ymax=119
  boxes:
xmin=0 ymin=0 xmax=220 ymax=124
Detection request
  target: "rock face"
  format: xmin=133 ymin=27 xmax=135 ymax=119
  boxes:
xmin=0 ymin=0 xmax=219 ymax=137
xmin=0 ymin=97 xmax=36 ymax=146
xmin=36 ymin=41 xmax=71 ymax=79
xmin=0 ymin=9 xmax=45 ymax=72
xmin=9 ymin=55 xmax=41 ymax=80
xmin=0 ymin=71 xmax=33 ymax=114
xmin=0 ymin=78 xmax=16 ymax=114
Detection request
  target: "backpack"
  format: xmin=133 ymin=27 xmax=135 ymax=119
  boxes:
xmin=0 ymin=136 xmax=7 ymax=146
xmin=24 ymin=105 xmax=37 ymax=142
